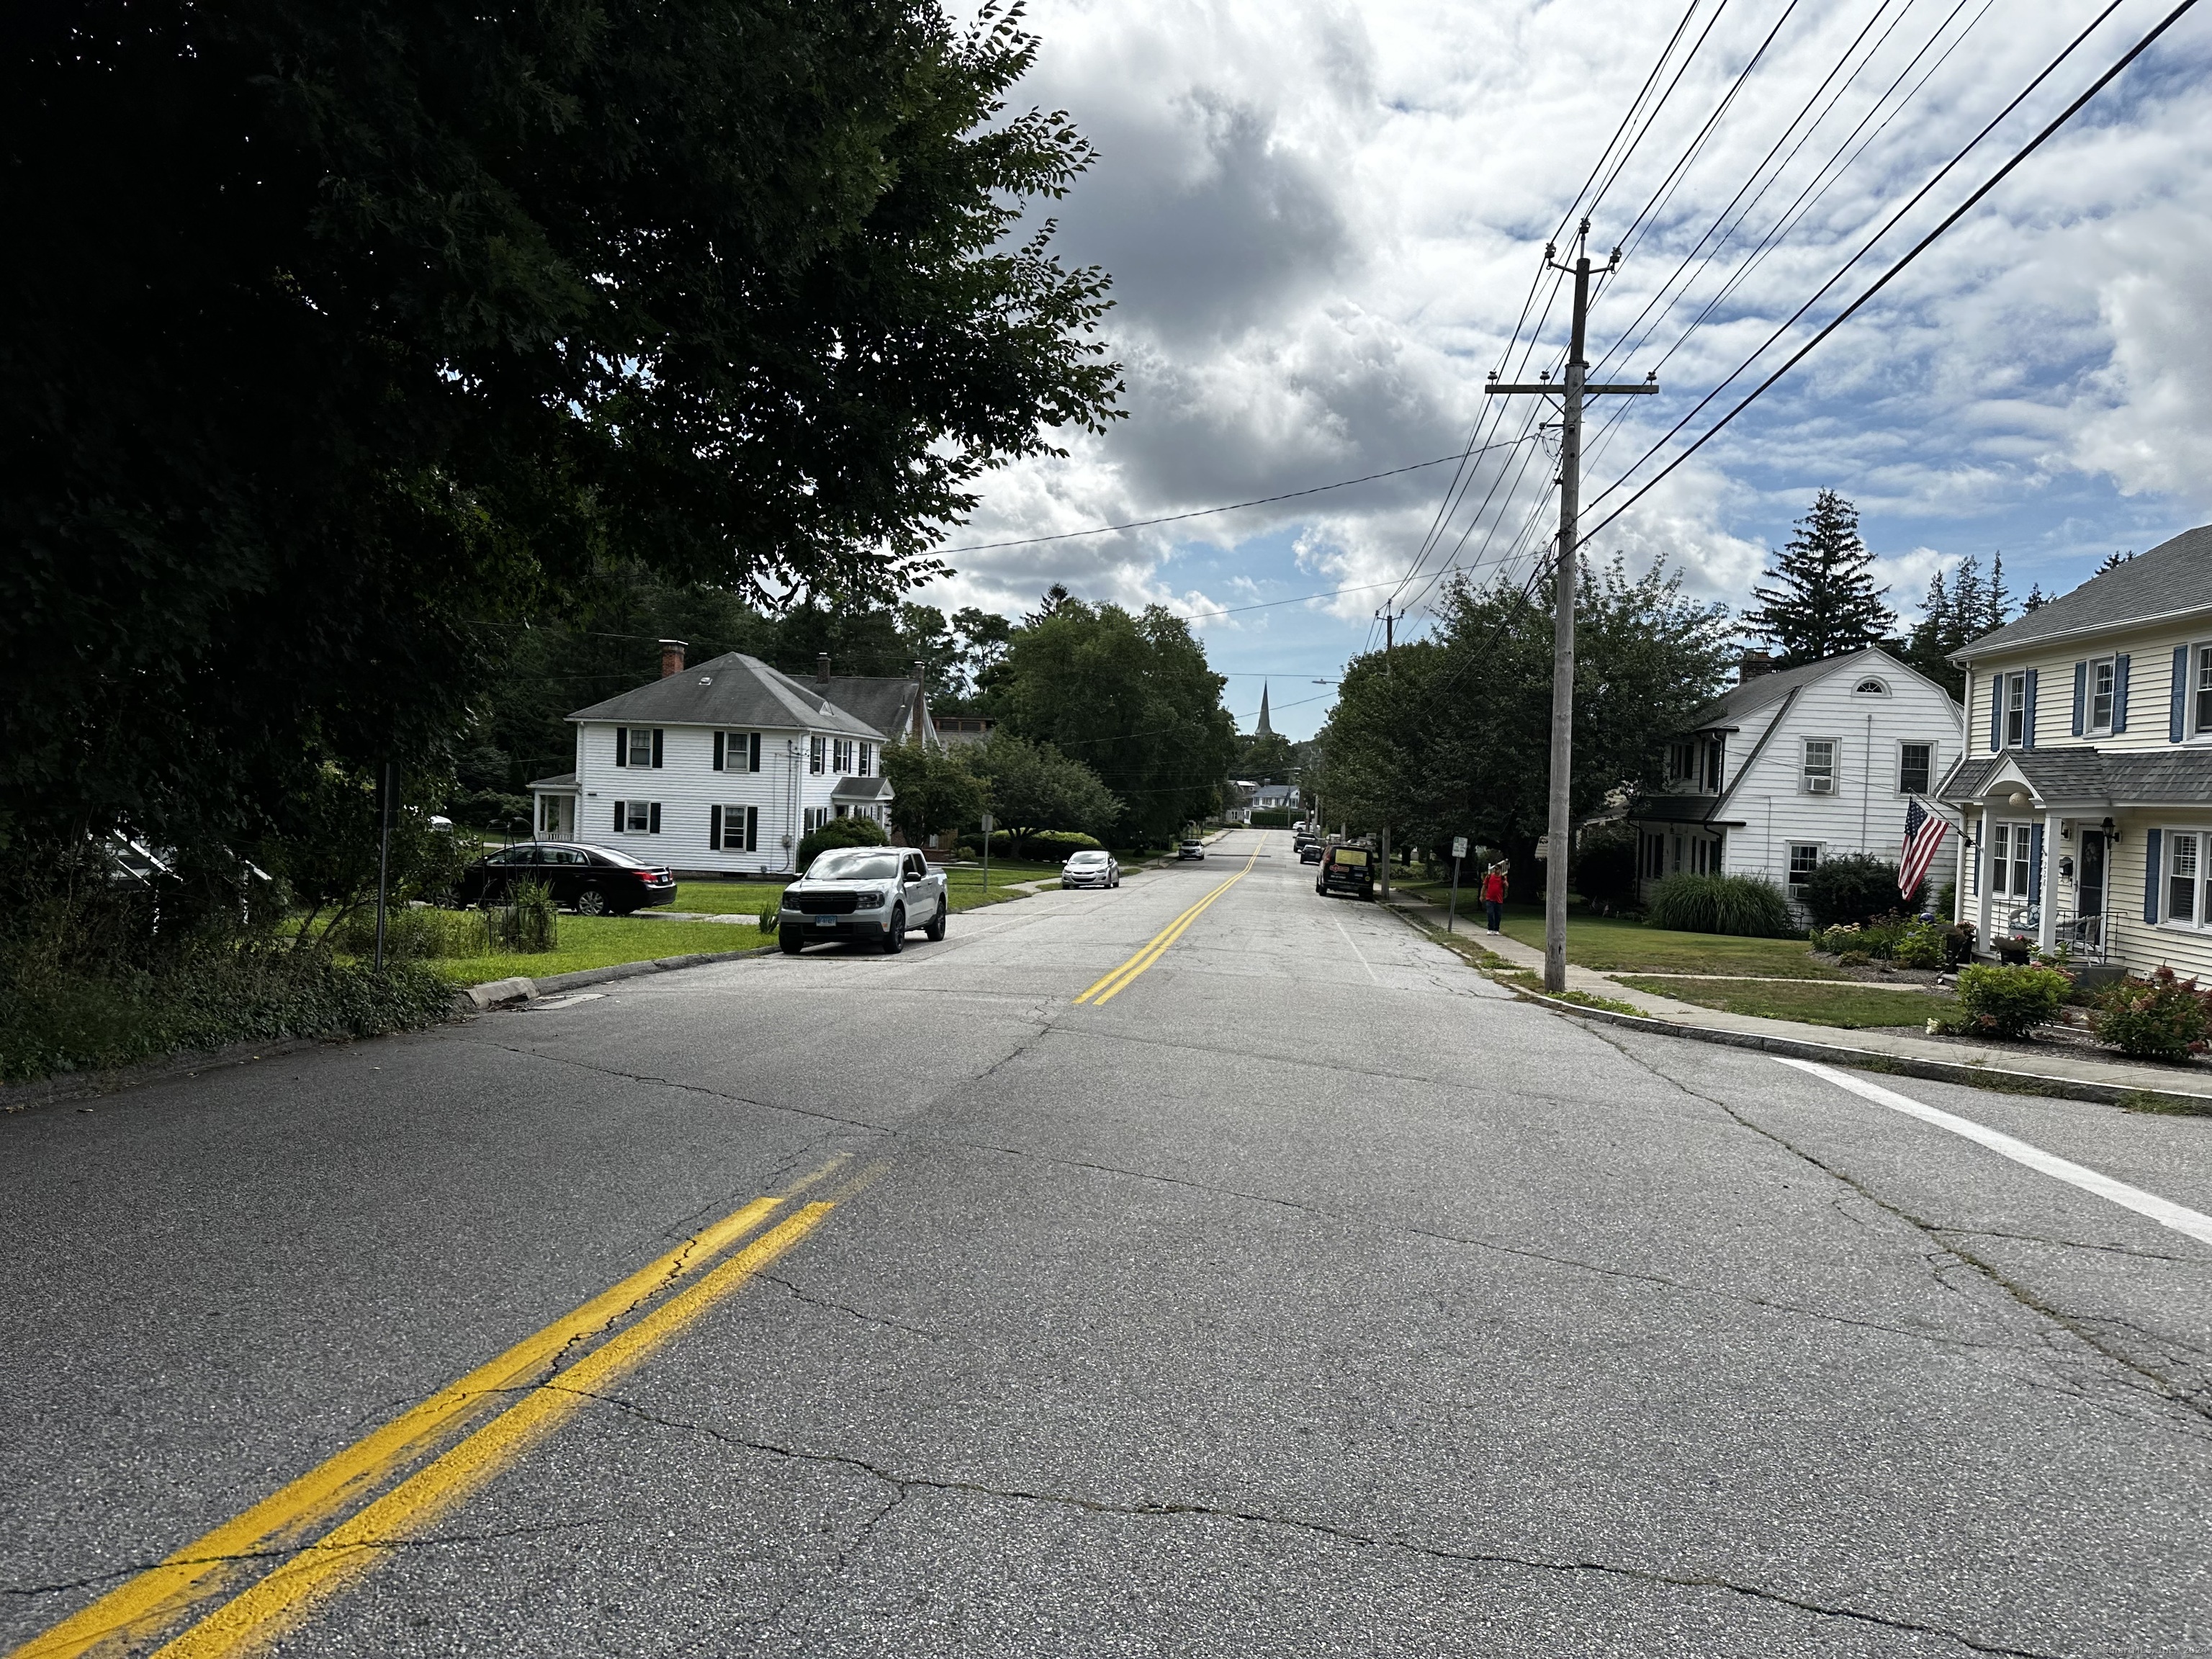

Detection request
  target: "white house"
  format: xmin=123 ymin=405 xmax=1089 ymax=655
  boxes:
xmin=526 ymin=647 xmax=904 ymax=877
xmin=1626 ymin=646 xmax=1964 ymax=916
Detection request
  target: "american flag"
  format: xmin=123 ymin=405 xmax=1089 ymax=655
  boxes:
xmin=1899 ymin=796 xmax=1948 ymax=899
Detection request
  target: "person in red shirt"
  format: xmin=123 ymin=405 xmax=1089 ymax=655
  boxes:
xmin=1480 ymin=864 xmax=1507 ymax=933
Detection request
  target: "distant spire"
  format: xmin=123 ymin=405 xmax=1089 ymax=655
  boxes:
xmin=1256 ymin=680 xmax=1274 ymax=737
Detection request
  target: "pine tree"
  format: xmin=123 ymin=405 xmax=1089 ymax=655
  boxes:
xmin=1985 ymin=552 xmax=2010 ymax=633
xmin=2096 ymin=549 xmax=2133 ymax=575
xmin=2022 ymin=583 xmax=2047 ymax=612
xmin=1743 ymin=490 xmax=1897 ymax=667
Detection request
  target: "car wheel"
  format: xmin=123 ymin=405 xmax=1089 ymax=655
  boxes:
xmin=781 ymin=927 xmax=806 ymax=955
xmin=925 ymin=903 xmax=946 ymax=942
xmin=883 ymin=905 xmax=907 ymax=953
xmin=575 ymin=889 xmax=611 ymax=917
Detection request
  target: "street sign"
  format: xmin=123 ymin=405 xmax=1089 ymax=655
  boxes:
xmin=1534 ymin=835 xmax=1551 ymax=860
xmin=980 ymin=814 xmax=995 ymax=832
xmin=1451 ymin=836 xmax=1468 ymax=860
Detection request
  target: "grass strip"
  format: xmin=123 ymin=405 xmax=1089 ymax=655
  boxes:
xmin=1613 ymin=975 xmax=1956 ymax=1030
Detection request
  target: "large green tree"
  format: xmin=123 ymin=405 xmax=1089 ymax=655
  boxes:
xmin=1 ymin=0 xmax=1120 ymax=859
xmin=990 ymin=600 xmax=1236 ymax=845
xmin=1743 ymin=491 xmax=1897 ymax=667
xmin=968 ymin=732 xmax=1120 ymax=853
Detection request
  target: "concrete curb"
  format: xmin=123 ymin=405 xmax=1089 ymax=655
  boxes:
xmin=448 ymin=943 xmax=780 ymax=1014
xmin=1503 ymin=984 xmax=2212 ymax=1115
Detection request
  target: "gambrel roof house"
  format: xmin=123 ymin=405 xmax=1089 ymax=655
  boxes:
xmin=1626 ymin=645 xmax=1964 ymax=919
xmin=527 ymin=647 xmax=936 ymax=877
xmin=1936 ymin=523 xmax=2212 ymax=972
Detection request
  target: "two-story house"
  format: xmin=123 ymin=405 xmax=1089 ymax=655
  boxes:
xmin=1627 ymin=646 xmax=1964 ymax=918
xmin=1936 ymin=524 xmax=2212 ymax=971
xmin=525 ymin=644 xmax=902 ymax=876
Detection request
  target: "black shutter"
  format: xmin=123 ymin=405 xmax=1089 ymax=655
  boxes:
xmin=649 ymin=802 xmax=662 ymax=834
xmin=616 ymin=727 xmax=629 ymax=766
xmin=709 ymin=804 xmax=722 ymax=850
xmin=2172 ymin=646 xmax=2189 ymax=741
xmin=746 ymin=806 xmax=760 ymax=852
xmin=651 ymin=729 xmax=665 ymax=768
xmin=713 ymin=732 xmax=725 ymax=771
xmin=613 ymin=801 xmax=625 ymax=832
xmin=750 ymin=732 xmax=762 ymax=773
xmin=1987 ymin=678 xmax=2001 ymax=752
xmin=2023 ymin=669 xmax=2038 ymax=751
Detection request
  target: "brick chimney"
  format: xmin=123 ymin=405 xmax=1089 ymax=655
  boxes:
xmin=1737 ymin=650 xmax=1774 ymax=685
xmin=659 ymin=639 xmax=688 ymax=678
xmin=817 ymin=652 xmax=831 ymax=684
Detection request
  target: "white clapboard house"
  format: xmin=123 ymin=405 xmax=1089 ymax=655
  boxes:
xmin=1626 ymin=647 xmax=1965 ymax=917
xmin=526 ymin=646 xmax=922 ymax=876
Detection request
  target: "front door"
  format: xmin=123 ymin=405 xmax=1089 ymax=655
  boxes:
xmin=2077 ymin=832 xmax=2106 ymax=920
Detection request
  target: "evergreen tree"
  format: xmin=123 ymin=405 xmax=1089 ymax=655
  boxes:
xmin=1743 ymin=491 xmax=1897 ymax=666
xmin=2096 ymin=550 xmax=2134 ymax=575
xmin=1902 ymin=568 xmax=1958 ymax=695
xmin=2023 ymin=583 xmax=2047 ymax=612
xmin=1986 ymin=552 xmax=2010 ymax=632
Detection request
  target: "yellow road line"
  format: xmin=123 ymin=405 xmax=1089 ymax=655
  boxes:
xmin=146 ymin=1202 xmax=836 ymax=1659
xmin=1074 ymin=838 xmax=1265 ymax=1006
xmin=11 ymin=1170 xmax=833 ymax=1659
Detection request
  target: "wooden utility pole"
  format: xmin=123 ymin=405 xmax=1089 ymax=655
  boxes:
xmin=1377 ymin=608 xmax=1398 ymax=899
xmin=1485 ymin=222 xmax=1656 ymax=992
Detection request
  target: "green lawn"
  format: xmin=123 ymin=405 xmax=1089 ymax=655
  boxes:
xmin=1491 ymin=908 xmax=1830 ymax=978
xmin=1613 ymin=976 xmax=1956 ymax=1030
xmin=426 ymin=915 xmax=768 ymax=986
xmin=673 ymin=880 xmax=785 ymax=915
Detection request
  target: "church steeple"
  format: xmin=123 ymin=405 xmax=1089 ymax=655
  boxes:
xmin=1256 ymin=681 xmax=1274 ymax=737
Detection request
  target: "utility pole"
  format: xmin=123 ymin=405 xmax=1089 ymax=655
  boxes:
xmin=1375 ymin=608 xmax=1398 ymax=899
xmin=1485 ymin=222 xmax=1657 ymax=992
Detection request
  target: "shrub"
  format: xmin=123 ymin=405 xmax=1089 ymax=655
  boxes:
xmin=1837 ymin=950 xmax=1871 ymax=968
xmin=959 ymin=828 xmax=1103 ymax=859
xmin=331 ymin=904 xmax=488 ymax=962
xmin=485 ymin=881 xmax=559 ymax=953
xmin=1955 ymin=963 xmax=2069 ymax=1038
xmin=797 ymin=813 xmax=889 ymax=871
xmin=1892 ymin=921 xmax=1946 ymax=971
xmin=1249 ymin=809 xmax=1292 ymax=827
xmin=1572 ymin=823 xmax=1639 ymax=914
xmin=2091 ymin=968 xmax=2212 ymax=1061
xmin=1802 ymin=853 xmax=1923 ymax=928
xmin=1936 ymin=878 xmax=1957 ymax=922
xmin=1645 ymin=874 xmax=1796 ymax=937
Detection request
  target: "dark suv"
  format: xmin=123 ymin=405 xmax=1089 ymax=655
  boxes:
xmin=454 ymin=842 xmax=676 ymax=914
xmin=1314 ymin=843 xmax=1374 ymax=900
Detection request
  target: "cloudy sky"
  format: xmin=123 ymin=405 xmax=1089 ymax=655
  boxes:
xmin=917 ymin=0 xmax=2212 ymax=739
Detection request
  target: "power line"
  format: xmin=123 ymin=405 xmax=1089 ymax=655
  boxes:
xmin=1583 ymin=0 xmax=2200 ymax=546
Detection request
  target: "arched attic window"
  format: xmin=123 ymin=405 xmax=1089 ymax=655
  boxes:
xmin=1852 ymin=677 xmax=1890 ymax=696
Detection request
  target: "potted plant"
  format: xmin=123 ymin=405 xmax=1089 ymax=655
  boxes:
xmin=1996 ymin=932 xmax=2033 ymax=966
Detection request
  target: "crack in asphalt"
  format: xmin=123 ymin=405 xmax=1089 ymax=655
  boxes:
xmin=756 ymin=1272 xmax=943 ymax=1341
xmin=554 ymin=1385 xmax=2064 ymax=1659
xmin=1588 ymin=1028 xmax=2212 ymax=1432
xmin=1933 ymin=1224 xmax=2203 ymax=1264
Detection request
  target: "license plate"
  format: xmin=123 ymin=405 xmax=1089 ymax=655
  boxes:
xmin=815 ymin=916 xmax=837 ymax=927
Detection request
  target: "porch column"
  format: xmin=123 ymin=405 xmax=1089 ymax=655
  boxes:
xmin=2038 ymin=810 xmax=2062 ymax=952
xmin=1976 ymin=804 xmax=1995 ymax=949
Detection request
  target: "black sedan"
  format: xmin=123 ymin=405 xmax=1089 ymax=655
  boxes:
xmin=454 ymin=842 xmax=677 ymax=915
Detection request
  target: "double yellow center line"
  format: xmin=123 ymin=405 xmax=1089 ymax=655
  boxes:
xmin=16 ymin=1164 xmax=858 ymax=1659
xmin=1074 ymin=838 xmax=1264 ymax=1006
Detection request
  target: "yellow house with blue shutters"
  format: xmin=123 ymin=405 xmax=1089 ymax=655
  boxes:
xmin=1936 ymin=525 xmax=2212 ymax=974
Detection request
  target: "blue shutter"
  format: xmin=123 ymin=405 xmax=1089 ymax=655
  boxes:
xmin=709 ymin=804 xmax=722 ymax=849
xmin=651 ymin=729 xmax=665 ymax=768
xmin=2071 ymin=662 xmax=2086 ymax=736
xmin=1971 ymin=833 xmax=1979 ymax=894
xmin=2145 ymin=827 xmax=2163 ymax=922
xmin=2172 ymin=646 xmax=2190 ymax=741
xmin=2022 ymin=669 xmax=2038 ymax=751
xmin=713 ymin=732 xmax=725 ymax=771
xmin=1988 ymin=678 xmax=2002 ymax=752
xmin=615 ymin=727 xmax=628 ymax=767
xmin=2113 ymin=653 xmax=2130 ymax=732
xmin=613 ymin=801 xmax=624 ymax=832
xmin=2028 ymin=822 xmax=2044 ymax=902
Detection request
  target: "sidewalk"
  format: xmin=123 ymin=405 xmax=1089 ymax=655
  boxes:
xmin=1384 ymin=896 xmax=2212 ymax=1112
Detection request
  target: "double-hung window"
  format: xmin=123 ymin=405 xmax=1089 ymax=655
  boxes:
xmin=858 ymin=742 xmax=873 ymax=776
xmin=1987 ymin=823 xmax=2032 ymax=899
xmin=627 ymin=727 xmax=655 ymax=768
xmin=2196 ymin=646 xmax=2212 ymax=737
xmin=1897 ymin=742 xmax=1933 ymax=796
xmin=1667 ymin=742 xmax=1695 ymax=785
xmin=2088 ymin=657 xmax=2116 ymax=734
xmin=832 ymin=739 xmax=854 ymax=774
xmin=1787 ymin=844 xmax=1820 ymax=891
xmin=1801 ymin=739 xmax=1835 ymax=795
xmin=809 ymin=737 xmax=826 ymax=775
xmin=2169 ymin=832 xmax=2200 ymax=924
xmin=2004 ymin=673 xmax=2028 ymax=748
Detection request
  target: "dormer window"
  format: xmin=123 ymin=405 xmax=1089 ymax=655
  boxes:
xmin=1853 ymin=677 xmax=1889 ymax=696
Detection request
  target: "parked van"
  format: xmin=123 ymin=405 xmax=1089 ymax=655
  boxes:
xmin=1315 ymin=842 xmax=1373 ymax=900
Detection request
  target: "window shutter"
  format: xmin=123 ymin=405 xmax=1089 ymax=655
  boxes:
xmin=2171 ymin=646 xmax=2189 ymax=741
xmin=2071 ymin=662 xmax=2085 ymax=736
xmin=749 ymin=732 xmax=762 ymax=773
xmin=745 ymin=805 xmax=760 ymax=853
xmin=2145 ymin=827 xmax=2164 ymax=922
xmin=713 ymin=732 xmax=725 ymax=771
xmin=649 ymin=802 xmax=662 ymax=834
xmin=2022 ymin=669 xmax=2038 ymax=751
xmin=615 ymin=727 xmax=629 ymax=767
xmin=652 ymin=729 xmax=665 ymax=768
xmin=613 ymin=801 xmax=625 ymax=832
xmin=709 ymin=804 xmax=722 ymax=850
xmin=2113 ymin=654 xmax=2130 ymax=732
xmin=1987 ymin=681 xmax=2002 ymax=752
xmin=2028 ymin=822 xmax=2044 ymax=901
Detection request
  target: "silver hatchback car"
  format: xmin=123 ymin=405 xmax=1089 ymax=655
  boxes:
xmin=1061 ymin=849 xmax=1120 ymax=889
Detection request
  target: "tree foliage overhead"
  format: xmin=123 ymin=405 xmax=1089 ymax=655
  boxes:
xmin=1743 ymin=490 xmax=1897 ymax=667
xmin=1308 ymin=558 xmax=1734 ymax=886
xmin=1 ymin=0 xmax=1121 ymax=853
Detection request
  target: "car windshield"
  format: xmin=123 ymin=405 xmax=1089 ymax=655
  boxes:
xmin=808 ymin=850 xmax=900 ymax=881
xmin=1067 ymin=851 xmax=1107 ymax=865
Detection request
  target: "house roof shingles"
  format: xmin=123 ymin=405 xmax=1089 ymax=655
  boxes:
xmin=1936 ymin=745 xmax=2212 ymax=806
xmin=1954 ymin=523 xmax=2212 ymax=660
xmin=567 ymin=653 xmax=884 ymax=739
xmin=819 ymin=677 xmax=922 ymax=745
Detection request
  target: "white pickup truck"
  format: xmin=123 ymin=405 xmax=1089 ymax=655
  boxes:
xmin=777 ymin=846 xmax=948 ymax=955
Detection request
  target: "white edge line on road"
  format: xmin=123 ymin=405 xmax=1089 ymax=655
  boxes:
xmin=1336 ymin=920 xmax=1381 ymax=985
xmin=1774 ymin=1057 xmax=2212 ymax=1248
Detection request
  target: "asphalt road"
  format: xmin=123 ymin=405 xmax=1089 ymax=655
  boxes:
xmin=6 ymin=827 xmax=2211 ymax=1657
